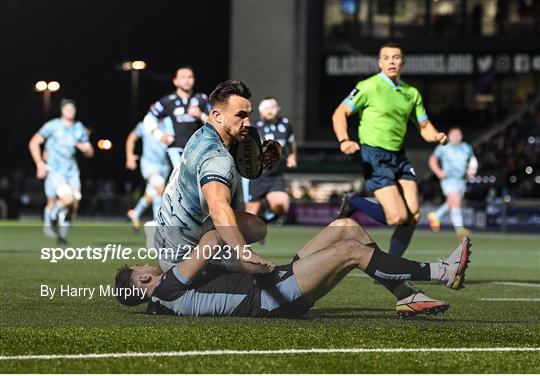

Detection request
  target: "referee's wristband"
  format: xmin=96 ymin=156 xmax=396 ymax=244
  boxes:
xmin=339 ymin=139 xmax=350 ymax=144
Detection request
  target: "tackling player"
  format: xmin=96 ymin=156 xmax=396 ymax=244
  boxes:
xmin=125 ymin=118 xmax=173 ymax=231
xmin=428 ymin=127 xmax=477 ymax=240
xmin=142 ymin=67 xmax=210 ymax=167
xmin=151 ymin=80 xmax=281 ymax=274
xmin=28 ymin=99 xmax=94 ymax=244
xmin=245 ymin=97 xmax=297 ymax=223
xmin=333 ymin=42 xmax=447 ymax=257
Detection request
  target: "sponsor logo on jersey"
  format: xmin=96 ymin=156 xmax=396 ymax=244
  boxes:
xmin=347 ymin=88 xmax=359 ymax=99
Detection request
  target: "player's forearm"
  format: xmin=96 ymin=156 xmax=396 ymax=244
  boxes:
xmin=290 ymin=141 xmax=297 ymax=157
xmin=125 ymin=133 xmax=138 ymax=160
xmin=332 ymin=109 xmax=350 ymax=142
xmin=143 ymin=113 xmax=161 ymax=140
xmin=209 ymin=203 xmax=248 ymax=250
xmin=419 ymin=121 xmax=439 ymax=143
xmin=428 ymin=155 xmax=443 ymax=176
xmin=83 ymin=144 xmax=94 ymax=158
xmin=28 ymin=138 xmax=44 ymax=166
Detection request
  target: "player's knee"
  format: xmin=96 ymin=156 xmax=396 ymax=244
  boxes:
xmin=386 ymin=212 xmax=407 ymax=226
xmin=147 ymin=174 xmax=165 ymax=198
xmin=330 ymin=217 xmax=357 ymax=228
xmin=334 ymin=239 xmax=363 ymax=265
xmin=56 ymin=184 xmax=75 ymax=206
xmin=73 ymin=190 xmax=82 ymax=202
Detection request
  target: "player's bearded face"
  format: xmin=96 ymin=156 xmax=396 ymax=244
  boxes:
xmin=219 ymin=95 xmax=253 ymax=141
xmin=378 ymin=47 xmax=404 ymax=79
xmin=173 ymin=69 xmax=195 ymax=92
xmin=259 ymin=99 xmax=280 ymax=122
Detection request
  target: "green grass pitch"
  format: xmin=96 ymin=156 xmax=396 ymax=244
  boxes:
xmin=1 ymin=220 xmax=539 ymax=373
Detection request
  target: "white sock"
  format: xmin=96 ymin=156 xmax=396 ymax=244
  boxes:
xmin=434 ymin=203 xmax=449 ymax=220
xmin=429 ymin=262 xmax=444 ymax=281
xmin=450 ymin=208 xmax=464 ymax=229
xmin=44 ymin=207 xmax=51 ymax=225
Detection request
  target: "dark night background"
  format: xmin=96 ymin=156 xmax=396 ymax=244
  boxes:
xmin=0 ymin=0 xmax=231 ymax=181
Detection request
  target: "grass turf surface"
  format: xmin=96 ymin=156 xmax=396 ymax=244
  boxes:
xmin=1 ymin=220 xmax=539 ymax=373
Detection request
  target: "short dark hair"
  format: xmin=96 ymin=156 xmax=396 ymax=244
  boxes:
xmin=114 ymin=265 xmax=149 ymax=307
xmin=60 ymin=98 xmax=76 ymax=110
xmin=175 ymin=66 xmax=194 ymax=75
xmin=261 ymin=96 xmax=278 ymax=102
xmin=209 ymin=80 xmax=251 ymax=108
xmin=379 ymin=42 xmax=404 ymax=56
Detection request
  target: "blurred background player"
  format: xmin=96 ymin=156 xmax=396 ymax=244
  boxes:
xmin=125 ymin=117 xmax=173 ymax=231
xmin=28 ymin=99 xmax=94 ymax=244
xmin=428 ymin=127 xmax=478 ymax=241
xmin=142 ymin=67 xmax=210 ymax=167
xmin=245 ymin=97 xmax=297 ymax=224
xmin=332 ymin=42 xmax=447 ymax=256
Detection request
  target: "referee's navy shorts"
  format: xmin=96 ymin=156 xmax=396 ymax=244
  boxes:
xmin=360 ymin=144 xmax=417 ymax=192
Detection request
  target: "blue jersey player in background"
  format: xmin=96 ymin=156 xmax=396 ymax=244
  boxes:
xmin=28 ymin=99 xmax=94 ymax=244
xmin=125 ymin=117 xmax=173 ymax=231
xmin=428 ymin=127 xmax=478 ymax=241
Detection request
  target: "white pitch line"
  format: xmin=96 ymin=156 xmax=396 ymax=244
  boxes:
xmin=2 ymin=347 xmax=540 ymax=361
xmin=480 ymin=298 xmax=540 ymax=302
xmin=493 ymin=282 xmax=540 ymax=288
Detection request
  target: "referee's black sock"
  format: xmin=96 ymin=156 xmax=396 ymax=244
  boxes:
xmin=364 ymin=243 xmax=431 ymax=282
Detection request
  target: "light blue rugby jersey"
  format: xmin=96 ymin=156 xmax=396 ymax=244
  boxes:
xmin=433 ymin=142 xmax=475 ymax=180
xmin=156 ymin=123 xmax=237 ymax=257
xmin=39 ymin=118 xmax=90 ymax=175
xmin=133 ymin=119 xmax=171 ymax=165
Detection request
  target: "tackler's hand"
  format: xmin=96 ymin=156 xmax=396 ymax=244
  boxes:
xmin=240 ymin=247 xmax=275 ymax=268
xmin=261 ymin=140 xmax=281 ymax=169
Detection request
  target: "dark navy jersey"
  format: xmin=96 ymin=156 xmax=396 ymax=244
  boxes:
xmin=149 ymin=92 xmax=210 ymax=149
xmin=146 ymin=265 xmax=261 ymax=317
xmin=146 ymin=264 xmax=310 ymax=318
xmin=254 ymin=117 xmax=295 ymax=176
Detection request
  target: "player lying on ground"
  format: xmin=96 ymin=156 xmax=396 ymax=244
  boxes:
xmin=115 ymin=217 xmax=471 ymax=318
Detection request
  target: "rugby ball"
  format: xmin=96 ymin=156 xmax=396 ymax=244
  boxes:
xmin=230 ymin=127 xmax=264 ymax=179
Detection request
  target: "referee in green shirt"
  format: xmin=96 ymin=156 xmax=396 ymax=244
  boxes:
xmin=332 ymin=42 xmax=447 ymax=257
